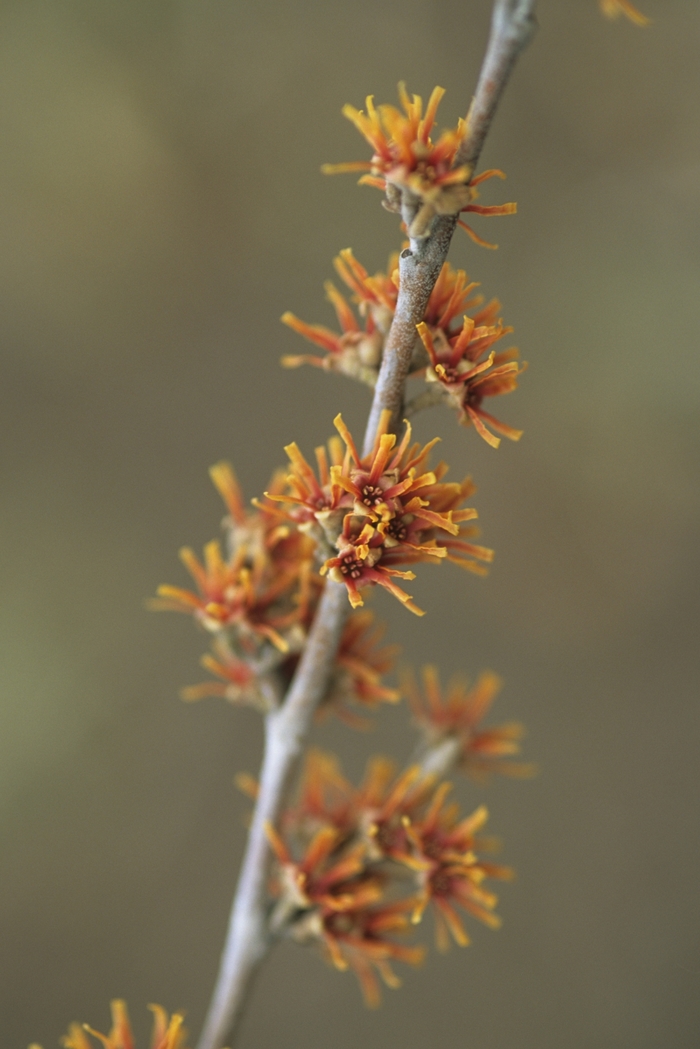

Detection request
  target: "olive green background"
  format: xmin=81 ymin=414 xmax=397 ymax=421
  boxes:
xmin=2 ymin=1 xmax=699 ymax=1047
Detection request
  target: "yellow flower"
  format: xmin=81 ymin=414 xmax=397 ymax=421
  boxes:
xmin=31 ymin=1001 xmax=190 ymax=1049
xmin=599 ymin=0 xmax=650 ymax=26
xmin=323 ymin=84 xmax=515 ymax=243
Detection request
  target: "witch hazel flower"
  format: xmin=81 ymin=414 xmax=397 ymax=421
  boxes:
xmin=318 ymin=610 xmax=401 ymax=728
xmin=276 ymin=410 xmax=492 ymax=613
xmin=266 ymin=821 xmax=424 ymax=1007
xmin=415 ymin=316 xmax=526 ymax=448
xmin=404 ymin=791 xmax=514 ymax=950
xmin=322 ymin=83 xmax=516 ymax=243
xmin=404 ymin=665 xmax=535 ymax=782
xmin=281 ymin=250 xmax=393 ymax=383
xmin=152 ymin=463 xmax=317 ymax=658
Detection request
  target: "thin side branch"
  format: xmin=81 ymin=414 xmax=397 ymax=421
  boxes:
xmin=196 ymin=5 xmax=537 ymax=1048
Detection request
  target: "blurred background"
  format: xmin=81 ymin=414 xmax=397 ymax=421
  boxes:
xmin=1 ymin=1 xmax=699 ymax=1046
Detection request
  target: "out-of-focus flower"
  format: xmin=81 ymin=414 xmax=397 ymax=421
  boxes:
xmin=180 ymin=636 xmax=269 ymax=711
xmin=322 ymin=84 xmax=515 ymax=243
xmin=268 ymin=802 xmax=423 ymax=1007
xmin=267 ymin=822 xmax=375 ymax=914
xmin=416 ymin=318 xmax=525 ymax=448
xmin=319 ymin=610 xmax=401 ymax=727
xmin=406 ymin=793 xmax=514 ymax=950
xmin=599 ymin=0 xmax=649 ymax=25
xmin=360 ymin=761 xmax=438 ymax=865
xmin=318 ymin=898 xmax=425 ymax=1007
xmin=152 ymin=539 xmax=304 ymax=650
xmin=37 ymin=1001 xmax=189 ymax=1049
xmin=405 ymin=666 xmax=535 ymax=782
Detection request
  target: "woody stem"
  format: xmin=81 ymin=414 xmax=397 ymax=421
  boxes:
xmin=196 ymin=4 xmax=536 ymax=1048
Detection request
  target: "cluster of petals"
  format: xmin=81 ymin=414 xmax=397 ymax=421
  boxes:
xmin=416 ymin=314 xmax=525 ymax=448
xmin=271 ymin=750 xmax=511 ymax=1001
xmin=153 ymin=462 xmax=316 ymax=656
xmin=270 ymin=410 xmax=493 ymax=615
xmin=31 ymin=1000 xmax=189 ymax=1049
xmin=599 ymin=0 xmax=649 ymax=25
xmin=322 ymin=83 xmax=516 ymax=243
xmin=405 ymin=666 xmax=535 ymax=782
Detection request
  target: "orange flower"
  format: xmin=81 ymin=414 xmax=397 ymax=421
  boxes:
xmin=406 ymin=792 xmax=514 ymax=950
xmin=285 ymin=411 xmax=493 ymax=614
xmin=153 ymin=465 xmax=316 ymax=655
xmin=416 ymin=318 xmax=525 ymax=448
xmin=360 ymin=761 xmax=439 ymax=865
xmin=319 ymin=610 xmax=401 ymax=727
xmin=599 ymin=0 xmax=650 ymax=25
xmin=267 ymin=821 xmax=376 ymax=914
xmin=322 ymin=83 xmax=516 ymax=243
xmin=265 ymin=432 xmax=347 ymax=543
xmin=281 ymin=252 xmax=389 ymax=382
xmin=180 ymin=636 xmax=269 ymax=711
xmin=283 ymin=753 xmax=433 ymax=864
xmin=284 ymin=749 xmax=358 ymax=839
xmin=49 ymin=1001 xmax=188 ymax=1049
xmin=275 ymin=751 xmax=514 ymax=994
xmin=319 ymin=897 xmax=425 ymax=1007
xmin=152 ymin=539 xmax=305 ymax=651
xmin=404 ymin=666 xmax=535 ymax=782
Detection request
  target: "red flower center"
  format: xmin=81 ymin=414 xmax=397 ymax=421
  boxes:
xmin=338 ymin=553 xmax=365 ymax=579
xmin=361 ymin=484 xmax=385 ymax=508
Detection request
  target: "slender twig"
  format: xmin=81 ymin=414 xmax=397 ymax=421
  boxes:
xmin=457 ymin=0 xmax=538 ymax=174
xmin=196 ymin=5 xmax=536 ymax=1047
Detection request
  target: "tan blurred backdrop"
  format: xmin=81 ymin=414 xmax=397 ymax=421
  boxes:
xmin=1 ymin=1 xmax=699 ymax=1047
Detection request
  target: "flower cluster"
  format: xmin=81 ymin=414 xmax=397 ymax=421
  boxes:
xmin=281 ymin=247 xmax=508 ymax=389
xmin=322 ymin=84 xmax=516 ymax=243
xmin=30 ymin=1001 xmax=189 ymax=1049
xmin=268 ymin=410 xmax=493 ymax=614
xmin=269 ymin=750 xmax=512 ymax=1005
xmin=599 ymin=0 xmax=649 ymax=25
xmin=404 ymin=665 xmax=535 ymax=782
xmin=154 ymin=461 xmax=404 ymax=724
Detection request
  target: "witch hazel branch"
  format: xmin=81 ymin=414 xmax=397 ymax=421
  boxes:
xmin=30 ymin=2 xmax=651 ymax=1049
